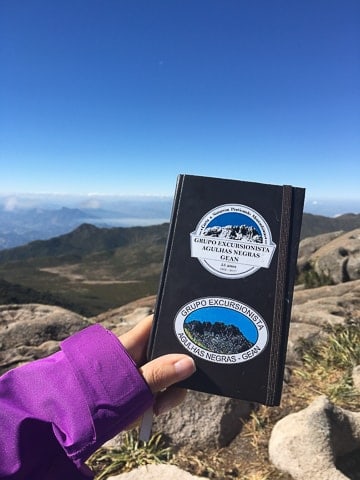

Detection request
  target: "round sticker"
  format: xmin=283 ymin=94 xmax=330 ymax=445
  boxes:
xmin=190 ymin=203 xmax=276 ymax=278
xmin=174 ymin=297 xmax=268 ymax=364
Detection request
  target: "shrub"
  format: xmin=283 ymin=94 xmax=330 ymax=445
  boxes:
xmin=298 ymin=264 xmax=334 ymax=289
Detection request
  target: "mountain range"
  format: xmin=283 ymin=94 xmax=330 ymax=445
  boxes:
xmin=0 ymin=207 xmax=98 ymax=250
xmin=299 ymin=212 xmax=360 ymax=239
xmin=1 ymin=195 xmax=360 ymax=251
xmin=0 ymin=197 xmax=172 ymax=250
xmin=1 ymin=212 xmax=360 ymax=315
xmin=184 ymin=320 xmax=254 ymax=354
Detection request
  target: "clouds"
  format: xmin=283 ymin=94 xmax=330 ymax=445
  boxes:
xmin=3 ymin=196 xmax=20 ymax=212
xmin=0 ymin=192 xmax=173 ymax=213
xmin=80 ymin=198 xmax=102 ymax=209
xmin=0 ymin=195 xmax=39 ymax=211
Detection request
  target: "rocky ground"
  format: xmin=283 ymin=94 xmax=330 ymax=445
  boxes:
xmin=1 ymin=229 xmax=360 ymax=479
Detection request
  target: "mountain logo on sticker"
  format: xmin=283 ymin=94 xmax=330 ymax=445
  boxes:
xmin=174 ymin=297 xmax=268 ymax=364
xmin=190 ymin=203 xmax=276 ymax=278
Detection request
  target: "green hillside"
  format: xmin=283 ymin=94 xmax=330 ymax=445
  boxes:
xmin=300 ymin=212 xmax=360 ymax=239
xmin=1 ymin=213 xmax=360 ymax=316
xmin=0 ymin=223 xmax=169 ymax=263
xmin=0 ymin=278 xmax=78 ymax=312
xmin=0 ymin=223 xmax=169 ymax=316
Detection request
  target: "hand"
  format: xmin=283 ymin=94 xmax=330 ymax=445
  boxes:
xmin=120 ymin=315 xmax=196 ymax=415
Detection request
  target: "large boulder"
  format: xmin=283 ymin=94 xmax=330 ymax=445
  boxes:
xmin=0 ymin=340 xmax=60 ymax=374
xmin=152 ymin=391 xmax=252 ymax=449
xmin=308 ymin=229 xmax=360 ymax=284
xmin=0 ymin=303 xmax=90 ymax=373
xmin=0 ymin=303 xmax=89 ymax=350
xmin=108 ymin=464 xmax=207 ymax=479
xmin=0 ymin=297 xmax=156 ymax=375
xmin=269 ymin=396 xmax=360 ymax=480
xmin=92 ymin=295 xmax=156 ymax=336
xmin=297 ymin=230 xmax=344 ymax=272
xmin=107 ymin=390 xmax=253 ymax=451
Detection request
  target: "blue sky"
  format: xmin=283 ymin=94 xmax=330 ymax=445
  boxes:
xmin=1 ymin=0 xmax=359 ymax=203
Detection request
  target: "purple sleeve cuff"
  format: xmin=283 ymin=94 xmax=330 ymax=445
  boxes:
xmin=60 ymin=324 xmax=154 ymax=462
xmin=0 ymin=324 xmax=154 ymax=478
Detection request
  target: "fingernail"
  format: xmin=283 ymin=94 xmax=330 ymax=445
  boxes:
xmin=174 ymin=357 xmax=196 ymax=380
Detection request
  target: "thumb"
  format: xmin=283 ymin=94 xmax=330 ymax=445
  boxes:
xmin=140 ymin=354 xmax=196 ymax=394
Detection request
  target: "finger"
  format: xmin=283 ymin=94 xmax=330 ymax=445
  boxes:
xmin=154 ymin=387 xmax=188 ymax=416
xmin=140 ymin=354 xmax=196 ymax=393
xmin=120 ymin=315 xmax=153 ymax=365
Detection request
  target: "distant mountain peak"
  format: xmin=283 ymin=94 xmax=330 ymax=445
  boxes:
xmin=73 ymin=223 xmax=101 ymax=233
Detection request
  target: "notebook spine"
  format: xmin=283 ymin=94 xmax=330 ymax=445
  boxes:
xmin=147 ymin=174 xmax=185 ymax=360
xmin=266 ymin=185 xmax=293 ymax=405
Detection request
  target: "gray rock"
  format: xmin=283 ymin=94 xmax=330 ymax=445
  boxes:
xmin=310 ymin=229 xmax=360 ymax=283
xmin=286 ymin=322 xmax=321 ymax=364
xmin=0 ymin=303 xmax=89 ymax=349
xmin=269 ymin=396 xmax=360 ymax=480
xmin=0 ymin=341 xmax=59 ymax=373
xmin=293 ymin=279 xmax=360 ymax=305
xmin=152 ymin=390 xmax=253 ymax=449
xmin=107 ymin=391 xmax=252 ymax=451
xmin=353 ymin=365 xmax=360 ymax=392
xmin=91 ymin=295 xmax=156 ymax=336
xmin=297 ymin=230 xmax=344 ymax=273
xmin=0 ymin=296 xmax=154 ymax=374
xmin=107 ymin=464 xmax=207 ymax=479
xmin=0 ymin=303 xmax=90 ymax=373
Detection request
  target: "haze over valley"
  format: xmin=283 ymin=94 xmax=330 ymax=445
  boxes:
xmin=1 ymin=193 xmax=360 ymax=250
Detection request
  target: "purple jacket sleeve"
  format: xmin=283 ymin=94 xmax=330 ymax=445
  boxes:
xmin=0 ymin=324 xmax=154 ymax=479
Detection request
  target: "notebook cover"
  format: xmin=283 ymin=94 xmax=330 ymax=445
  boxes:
xmin=148 ymin=174 xmax=305 ymax=405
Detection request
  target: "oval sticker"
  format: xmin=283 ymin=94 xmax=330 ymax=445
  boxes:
xmin=174 ymin=297 xmax=268 ymax=364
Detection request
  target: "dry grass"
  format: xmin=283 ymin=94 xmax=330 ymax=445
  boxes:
xmin=87 ymin=432 xmax=172 ymax=480
xmin=294 ymin=320 xmax=360 ymax=409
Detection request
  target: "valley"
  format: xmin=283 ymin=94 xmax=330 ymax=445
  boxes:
xmin=1 ymin=212 xmax=360 ymax=316
xmin=0 ymin=223 xmax=168 ymax=316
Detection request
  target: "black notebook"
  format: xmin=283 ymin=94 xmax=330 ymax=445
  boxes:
xmin=148 ymin=174 xmax=305 ymax=405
